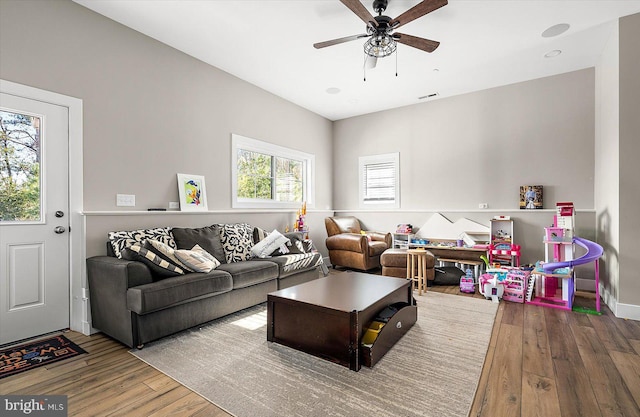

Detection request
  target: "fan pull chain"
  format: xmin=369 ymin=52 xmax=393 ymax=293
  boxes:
xmin=396 ymin=48 xmax=398 ymax=77
xmin=363 ymin=54 xmax=367 ymax=81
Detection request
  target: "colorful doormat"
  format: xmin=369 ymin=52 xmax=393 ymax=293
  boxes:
xmin=0 ymin=335 xmax=86 ymax=379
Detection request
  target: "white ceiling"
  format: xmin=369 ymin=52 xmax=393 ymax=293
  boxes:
xmin=73 ymin=0 xmax=640 ymax=121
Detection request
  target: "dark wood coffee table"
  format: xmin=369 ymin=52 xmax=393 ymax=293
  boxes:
xmin=267 ymin=271 xmax=417 ymax=371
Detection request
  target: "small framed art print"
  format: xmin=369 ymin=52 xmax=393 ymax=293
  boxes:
xmin=177 ymin=173 xmax=208 ymax=211
xmin=520 ymin=185 xmax=543 ymax=209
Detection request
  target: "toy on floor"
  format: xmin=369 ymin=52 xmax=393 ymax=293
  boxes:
xmin=503 ymin=268 xmax=531 ymax=303
xmin=460 ymin=268 xmax=475 ymax=294
xmin=527 ymin=202 xmax=604 ymax=314
xmin=479 ymin=268 xmax=507 ymax=302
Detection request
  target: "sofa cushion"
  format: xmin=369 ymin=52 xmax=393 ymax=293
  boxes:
xmin=108 ymin=227 xmax=175 ymax=259
xmin=262 ymin=253 xmax=324 ymax=278
xmin=216 ymin=260 xmax=278 ymax=289
xmin=220 ymin=223 xmax=254 ymax=263
xmin=126 ymin=270 xmax=233 ymax=315
xmin=251 ymin=229 xmax=290 ymax=258
xmin=172 ymin=225 xmax=226 ymax=264
xmin=121 ymin=244 xmax=185 ymax=279
xmin=174 ymin=245 xmax=220 ymax=273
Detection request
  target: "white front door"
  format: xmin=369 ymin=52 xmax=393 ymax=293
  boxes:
xmin=0 ymin=92 xmax=70 ymax=345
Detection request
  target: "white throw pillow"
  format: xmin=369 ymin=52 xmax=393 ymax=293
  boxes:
xmin=251 ymin=229 xmax=290 ymax=258
xmin=174 ymin=244 xmax=220 ymax=273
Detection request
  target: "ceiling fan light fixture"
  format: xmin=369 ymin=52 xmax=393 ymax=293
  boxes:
xmin=364 ymin=34 xmax=397 ymax=58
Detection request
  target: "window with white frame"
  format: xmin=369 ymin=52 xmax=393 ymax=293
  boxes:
xmin=232 ymin=134 xmax=314 ymax=208
xmin=359 ymin=152 xmax=400 ymax=208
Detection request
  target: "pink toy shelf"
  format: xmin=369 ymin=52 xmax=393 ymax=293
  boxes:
xmin=489 ymin=244 xmax=521 ymax=267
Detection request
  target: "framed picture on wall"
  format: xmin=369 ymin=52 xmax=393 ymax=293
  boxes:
xmin=177 ymin=173 xmax=208 ymax=211
xmin=520 ymin=185 xmax=543 ymax=209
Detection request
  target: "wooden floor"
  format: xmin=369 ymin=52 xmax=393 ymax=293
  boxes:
xmin=2 ymin=284 xmax=639 ymax=417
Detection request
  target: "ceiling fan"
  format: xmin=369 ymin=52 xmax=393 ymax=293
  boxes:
xmin=314 ymin=0 xmax=447 ymax=68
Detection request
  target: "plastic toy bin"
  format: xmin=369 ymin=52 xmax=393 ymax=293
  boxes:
xmin=361 ymin=321 xmax=386 ymax=346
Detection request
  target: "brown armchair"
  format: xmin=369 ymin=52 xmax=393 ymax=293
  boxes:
xmin=324 ymin=216 xmax=392 ymax=271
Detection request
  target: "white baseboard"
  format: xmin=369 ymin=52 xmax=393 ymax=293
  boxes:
xmin=599 ymin=284 xmax=640 ymax=321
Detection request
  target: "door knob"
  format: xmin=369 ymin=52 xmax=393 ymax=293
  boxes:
xmin=54 ymin=226 xmax=66 ymax=234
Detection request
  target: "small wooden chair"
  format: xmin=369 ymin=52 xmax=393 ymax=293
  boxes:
xmin=406 ymin=249 xmax=428 ymax=295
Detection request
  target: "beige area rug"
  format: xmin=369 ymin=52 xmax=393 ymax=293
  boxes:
xmin=131 ymin=292 xmax=498 ymax=417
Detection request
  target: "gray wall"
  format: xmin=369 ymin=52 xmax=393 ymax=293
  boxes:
xmin=333 ymin=69 xmax=595 ymax=211
xmin=618 ymin=13 xmax=640 ymax=308
xmin=595 ymin=22 xmax=620 ymax=304
xmin=594 ymin=12 xmax=640 ymax=315
xmin=333 ymin=69 xmax=597 ymax=278
xmin=0 ymin=0 xmax=333 ymax=256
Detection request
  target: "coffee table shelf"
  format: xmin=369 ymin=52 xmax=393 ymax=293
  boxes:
xmin=361 ymin=302 xmax=417 ymax=368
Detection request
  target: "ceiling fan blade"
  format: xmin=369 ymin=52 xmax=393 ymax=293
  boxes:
xmin=314 ymin=34 xmax=369 ymax=49
xmin=393 ymin=33 xmax=440 ymax=52
xmin=339 ymin=0 xmax=378 ymax=28
xmin=390 ymin=0 xmax=447 ymax=29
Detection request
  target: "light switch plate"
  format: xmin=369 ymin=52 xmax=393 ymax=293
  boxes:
xmin=116 ymin=194 xmax=135 ymax=207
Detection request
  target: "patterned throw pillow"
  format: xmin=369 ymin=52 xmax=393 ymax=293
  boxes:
xmin=174 ymin=244 xmax=220 ymax=273
xmin=122 ymin=244 xmax=184 ymax=279
xmin=108 ymin=227 xmax=175 ymax=259
xmin=146 ymin=239 xmax=194 ymax=272
xmin=220 ymin=223 xmax=254 ymax=263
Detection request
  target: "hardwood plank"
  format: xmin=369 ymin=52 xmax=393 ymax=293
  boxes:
xmin=476 ymin=323 xmax=522 ymax=417
xmin=521 ymin=371 xmax=561 ymax=417
xmin=71 ymin=368 xmax=159 ymax=417
xmin=545 ymin=308 xmax=577 ymax=360
xmin=612 ymin=316 xmax=640 ymax=341
xmin=146 ymin=392 xmax=211 ymax=417
xmin=589 ymin=313 xmax=636 ymax=354
xmin=501 ymin=300 xmax=524 ymax=327
xmin=522 ymin=305 xmax=555 ymax=378
xmin=630 ymin=339 xmax=640 ymax=356
xmin=610 ymin=350 xmax=640 ymax=409
xmin=469 ymin=304 xmax=503 ymax=417
xmin=553 ymin=356 xmax=601 ymax=417
xmin=573 ymin=316 xmax=638 ymax=417
xmin=112 ymin=386 xmax=220 ymax=417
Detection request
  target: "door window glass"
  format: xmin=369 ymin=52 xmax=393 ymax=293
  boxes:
xmin=0 ymin=110 xmax=41 ymax=222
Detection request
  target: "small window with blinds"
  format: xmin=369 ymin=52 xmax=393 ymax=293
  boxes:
xmin=359 ymin=153 xmax=400 ymax=208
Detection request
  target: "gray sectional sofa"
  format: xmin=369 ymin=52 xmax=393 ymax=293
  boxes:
xmin=87 ymin=224 xmax=323 ymax=348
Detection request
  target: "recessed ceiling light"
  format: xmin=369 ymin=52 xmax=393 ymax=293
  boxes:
xmin=542 ymin=23 xmax=570 ymax=38
xmin=326 ymin=87 xmax=341 ymax=94
xmin=544 ymin=50 xmax=562 ymax=58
